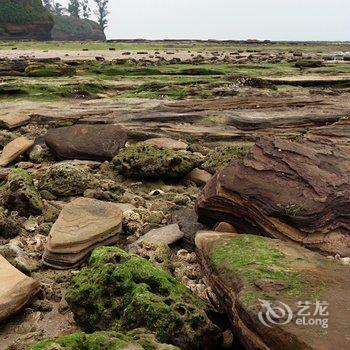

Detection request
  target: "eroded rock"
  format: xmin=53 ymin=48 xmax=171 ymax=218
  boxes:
xmin=0 ymin=136 xmax=34 ymax=167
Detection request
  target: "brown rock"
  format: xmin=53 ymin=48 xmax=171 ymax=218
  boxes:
xmin=144 ymin=137 xmax=188 ymax=150
xmin=0 ymin=255 xmax=40 ymax=322
xmin=196 ymin=231 xmax=350 ymax=350
xmin=196 ymin=130 xmax=350 ymax=256
xmin=0 ymin=136 xmax=34 ymax=167
xmin=214 ymin=222 xmax=238 ymax=233
xmin=43 ymin=198 xmax=123 ymax=269
xmin=0 ymin=114 xmax=30 ymax=129
xmin=44 ymin=125 xmax=127 ymax=161
xmin=186 ymin=168 xmax=212 ymax=186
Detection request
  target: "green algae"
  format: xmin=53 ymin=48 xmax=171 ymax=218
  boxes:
xmin=65 ymin=247 xmax=220 ymax=349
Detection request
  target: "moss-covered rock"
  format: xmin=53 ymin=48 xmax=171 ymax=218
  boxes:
xmin=65 ymin=247 xmax=221 ymax=350
xmin=0 ymin=207 xmax=22 ymax=238
xmin=112 ymin=144 xmax=204 ymax=179
xmin=200 ymin=144 xmax=251 ymax=174
xmin=25 ymin=64 xmax=76 ymax=77
xmin=0 ymin=168 xmax=43 ymax=217
xmin=30 ymin=329 xmax=179 ymax=350
xmin=39 ymin=163 xmax=96 ymax=197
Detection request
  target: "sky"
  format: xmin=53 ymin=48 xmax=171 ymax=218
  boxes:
xmin=59 ymin=0 xmax=350 ymax=41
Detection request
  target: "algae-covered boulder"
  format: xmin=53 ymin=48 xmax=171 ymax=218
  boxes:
xmin=30 ymin=329 xmax=179 ymax=350
xmin=25 ymin=64 xmax=76 ymax=77
xmin=112 ymin=144 xmax=204 ymax=179
xmin=65 ymin=247 xmax=221 ymax=350
xmin=39 ymin=163 xmax=96 ymax=197
xmin=1 ymin=168 xmax=43 ymax=217
xmin=196 ymin=231 xmax=350 ymax=350
xmin=200 ymin=144 xmax=251 ymax=174
xmin=0 ymin=207 xmax=22 ymax=238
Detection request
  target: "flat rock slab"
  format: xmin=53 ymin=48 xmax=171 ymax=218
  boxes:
xmin=196 ymin=127 xmax=350 ymax=256
xmin=144 ymin=137 xmax=188 ymax=150
xmin=0 ymin=136 xmax=34 ymax=167
xmin=196 ymin=231 xmax=350 ymax=350
xmin=135 ymin=224 xmax=184 ymax=246
xmin=0 ymin=255 xmax=40 ymax=322
xmin=43 ymin=198 xmax=123 ymax=269
xmin=44 ymin=124 xmax=127 ymax=161
xmin=0 ymin=114 xmax=30 ymax=129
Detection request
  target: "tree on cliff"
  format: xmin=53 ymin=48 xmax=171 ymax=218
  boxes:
xmin=93 ymin=0 xmax=109 ymax=31
xmin=67 ymin=0 xmax=81 ymax=18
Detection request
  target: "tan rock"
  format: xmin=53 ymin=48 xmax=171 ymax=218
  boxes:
xmin=0 ymin=136 xmax=34 ymax=167
xmin=47 ymin=198 xmax=123 ymax=254
xmin=214 ymin=222 xmax=238 ymax=233
xmin=186 ymin=168 xmax=212 ymax=185
xmin=0 ymin=114 xmax=30 ymax=130
xmin=144 ymin=137 xmax=188 ymax=150
xmin=43 ymin=198 xmax=123 ymax=269
xmin=0 ymin=255 xmax=40 ymax=322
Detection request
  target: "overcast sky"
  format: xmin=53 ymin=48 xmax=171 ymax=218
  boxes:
xmin=59 ymin=0 xmax=350 ymax=41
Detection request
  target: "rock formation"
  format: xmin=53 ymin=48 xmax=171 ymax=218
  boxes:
xmin=45 ymin=125 xmax=127 ymax=162
xmin=196 ymin=231 xmax=350 ymax=350
xmin=0 ymin=0 xmax=53 ymax=40
xmin=196 ymin=122 xmax=350 ymax=256
xmin=43 ymin=198 xmax=123 ymax=269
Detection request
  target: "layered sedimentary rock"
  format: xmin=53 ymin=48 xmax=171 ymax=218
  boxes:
xmin=45 ymin=125 xmax=127 ymax=162
xmin=196 ymin=231 xmax=350 ymax=350
xmin=196 ymin=122 xmax=350 ymax=256
xmin=0 ymin=0 xmax=53 ymax=40
xmin=43 ymin=198 xmax=123 ymax=269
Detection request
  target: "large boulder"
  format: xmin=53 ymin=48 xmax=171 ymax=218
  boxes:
xmin=196 ymin=231 xmax=350 ymax=350
xmin=196 ymin=129 xmax=350 ymax=256
xmin=112 ymin=144 xmax=203 ymax=179
xmin=43 ymin=198 xmax=123 ymax=269
xmin=1 ymin=168 xmax=43 ymax=217
xmin=0 ymin=255 xmax=40 ymax=322
xmin=39 ymin=163 xmax=96 ymax=196
xmin=0 ymin=0 xmax=53 ymax=40
xmin=65 ymin=246 xmax=221 ymax=350
xmin=30 ymin=329 xmax=179 ymax=350
xmin=44 ymin=125 xmax=127 ymax=162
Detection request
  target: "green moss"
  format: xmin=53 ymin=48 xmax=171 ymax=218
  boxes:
xmin=0 ymin=0 xmax=53 ymax=24
xmin=279 ymin=204 xmax=305 ymax=217
xmin=39 ymin=163 xmax=96 ymax=196
xmin=25 ymin=64 xmax=76 ymax=77
xmin=201 ymin=144 xmax=251 ymax=174
xmin=1 ymin=168 xmax=43 ymax=216
xmin=112 ymin=144 xmax=204 ymax=179
xmin=30 ymin=329 xmax=180 ymax=350
xmin=211 ymin=235 xmax=305 ymax=297
xmin=65 ymin=247 xmax=220 ymax=349
xmin=0 ymin=207 xmax=21 ymax=238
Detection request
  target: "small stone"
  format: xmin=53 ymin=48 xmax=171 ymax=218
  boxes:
xmin=186 ymin=168 xmax=212 ymax=186
xmin=214 ymin=222 xmax=238 ymax=233
xmin=0 ymin=114 xmax=30 ymax=130
xmin=144 ymin=137 xmax=188 ymax=150
xmin=135 ymin=224 xmax=184 ymax=246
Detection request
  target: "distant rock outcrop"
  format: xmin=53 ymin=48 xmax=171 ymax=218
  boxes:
xmin=0 ymin=0 xmax=53 ymax=40
xmin=51 ymin=15 xmax=106 ymax=41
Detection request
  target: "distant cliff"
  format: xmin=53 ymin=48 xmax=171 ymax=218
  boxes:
xmin=0 ymin=0 xmax=54 ymax=40
xmin=51 ymin=16 xmax=106 ymax=41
